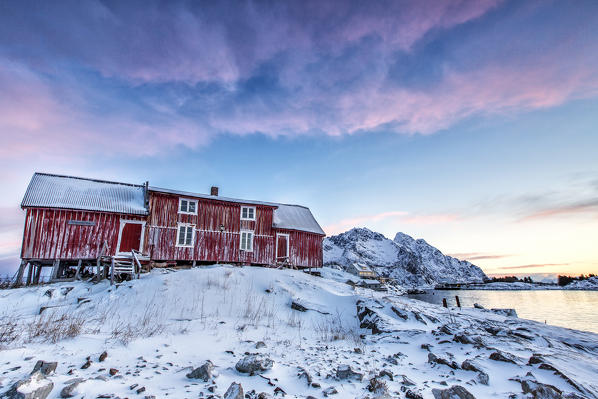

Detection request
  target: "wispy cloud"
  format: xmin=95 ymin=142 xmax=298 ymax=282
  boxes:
xmin=447 ymin=252 xmax=513 ymax=261
xmin=520 ymin=199 xmax=598 ymax=222
xmin=0 ymin=1 xmax=597 ymax=159
xmin=498 ymin=263 xmax=569 ymax=270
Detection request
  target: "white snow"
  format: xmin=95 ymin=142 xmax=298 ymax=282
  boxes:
xmin=324 ymin=228 xmax=487 ymax=286
xmin=0 ymin=266 xmax=597 ymax=398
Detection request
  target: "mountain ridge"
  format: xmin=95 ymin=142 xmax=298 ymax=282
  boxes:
xmin=323 ymin=227 xmax=488 ymax=286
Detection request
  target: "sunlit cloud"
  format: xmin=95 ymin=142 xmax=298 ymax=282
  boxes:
xmin=498 ymin=263 xmax=570 ymax=270
xmin=447 ymin=253 xmax=513 ymax=261
xmin=0 ymin=1 xmax=597 ymax=159
xmin=520 ymin=199 xmax=598 ymax=222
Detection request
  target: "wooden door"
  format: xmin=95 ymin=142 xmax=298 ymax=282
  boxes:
xmin=276 ymin=234 xmax=289 ymax=260
xmin=118 ymin=222 xmax=143 ymax=253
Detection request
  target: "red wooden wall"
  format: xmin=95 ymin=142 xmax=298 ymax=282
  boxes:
xmin=146 ymin=192 xmax=276 ymax=264
xmin=20 ymin=208 xmax=144 ymax=260
xmin=273 ymin=228 xmax=324 ymax=268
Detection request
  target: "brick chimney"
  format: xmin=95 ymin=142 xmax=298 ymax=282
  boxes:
xmin=210 ymin=186 xmax=219 ymax=196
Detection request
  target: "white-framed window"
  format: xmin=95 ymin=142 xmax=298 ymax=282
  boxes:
xmin=240 ymin=230 xmax=254 ymax=252
xmin=176 ymin=223 xmax=195 ymax=247
xmin=179 ymin=198 xmax=198 ymax=215
xmin=240 ymin=206 xmax=256 ymax=221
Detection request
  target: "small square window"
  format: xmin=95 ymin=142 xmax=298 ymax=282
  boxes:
xmin=240 ymin=230 xmax=254 ymax=251
xmin=179 ymin=198 xmax=198 ymax=215
xmin=240 ymin=206 xmax=255 ymax=221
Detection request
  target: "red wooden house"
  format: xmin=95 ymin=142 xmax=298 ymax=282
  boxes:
xmin=16 ymin=173 xmax=325 ymax=285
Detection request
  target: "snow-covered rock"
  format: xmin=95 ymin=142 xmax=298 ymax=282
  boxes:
xmin=565 ymin=276 xmax=598 ymax=290
xmin=323 ymin=228 xmax=487 ymax=286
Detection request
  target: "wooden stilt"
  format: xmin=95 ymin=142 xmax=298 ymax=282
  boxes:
xmin=33 ymin=263 xmax=42 ymax=285
xmin=51 ymin=260 xmax=60 ymax=281
xmin=110 ymin=257 xmax=115 ymax=285
xmin=74 ymin=259 xmax=83 ymax=280
xmin=25 ymin=262 xmax=33 ymax=286
xmin=12 ymin=260 xmax=26 ymax=288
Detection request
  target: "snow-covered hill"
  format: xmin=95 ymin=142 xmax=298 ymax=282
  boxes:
xmin=323 ymin=228 xmax=488 ymax=286
xmin=1 ymin=266 xmax=597 ymax=399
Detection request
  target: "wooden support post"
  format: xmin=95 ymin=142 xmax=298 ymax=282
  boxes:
xmin=74 ymin=259 xmax=83 ymax=280
xmin=12 ymin=260 xmax=26 ymax=288
xmin=455 ymin=296 xmax=461 ymax=308
xmin=25 ymin=262 xmax=33 ymax=286
xmin=442 ymin=298 xmax=448 ymax=308
xmin=51 ymin=260 xmax=60 ymax=281
xmin=33 ymin=263 xmax=42 ymax=285
xmin=110 ymin=257 xmax=115 ymax=285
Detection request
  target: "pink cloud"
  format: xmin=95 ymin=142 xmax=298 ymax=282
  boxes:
xmin=520 ymin=199 xmax=598 ymax=222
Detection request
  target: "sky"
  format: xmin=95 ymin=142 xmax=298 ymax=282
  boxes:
xmin=0 ymin=0 xmax=597 ymax=279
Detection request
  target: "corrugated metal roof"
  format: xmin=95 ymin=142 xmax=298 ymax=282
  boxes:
xmin=273 ymin=204 xmax=325 ymax=235
xmin=150 ymin=186 xmax=325 ymax=235
xmin=22 ymin=173 xmax=148 ymax=215
xmin=149 ymin=186 xmax=278 ymax=207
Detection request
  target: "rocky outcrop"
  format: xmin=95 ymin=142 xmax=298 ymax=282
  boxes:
xmin=432 ymin=385 xmax=476 ymax=399
xmin=323 ymin=228 xmax=487 ymax=286
xmin=235 ymin=355 xmax=273 ymax=375
xmin=3 ymin=371 xmax=54 ymax=399
xmin=186 ymin=360 xmax=214 ymax=381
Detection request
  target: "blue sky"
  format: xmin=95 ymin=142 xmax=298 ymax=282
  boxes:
xmin=1 ymin=0 xmax=597 ymax=278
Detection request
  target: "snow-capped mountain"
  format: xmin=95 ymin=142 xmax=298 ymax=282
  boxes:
xmin=323 ymin=227 xmax=487 ymax=286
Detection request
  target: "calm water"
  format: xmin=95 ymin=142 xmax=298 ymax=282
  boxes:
xmin=407 ymin=290 xmax=598 ymax=334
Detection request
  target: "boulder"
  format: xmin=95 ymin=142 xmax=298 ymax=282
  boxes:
xmin=224 ymin=382 xmax=244 ymax=399
xmin=31 ymin=361 xmax=57 ymax=376
xmin=428 ymin=353 xmax=459 ymax=369
xmin=291 ymin=301 xmax=308 ymax=312
xmin=255 ymin=341 xmax=266 ymax=349
xmin=432 ymin=385 xmax=476 ymax=399
xmin=473 ymin=303 xmax=485 ymax=309
xmin=520 ymin=379 xmax=561 ymax=399
xmin=461 ymin=360 xmax=489 ymax=385
xmin=489 ymin=350 xmax=520 ymax=364
xmin=4 ymin=371 xmax=54 ymax=399
xmin=405 ymin=390 xmax=424 ymax=399
xmin=323 ymin=386 xmax=338 ymax=397
xmin=235 ymin=355 xmax=273 ymax=374
xmin=99 ymin=351 xmax=108 ymax=362
xmin=297 ymin=367 xmax=312 ymax=386
xmin=336 ymin=364 xmax=363 ymax=381
xmin=186 ymin=360 xmax=214 ymax=381
xmin=60 ymin=378 xmax=85 ymax=398
xmin=490 ymin=308 xmax=518 ymax=318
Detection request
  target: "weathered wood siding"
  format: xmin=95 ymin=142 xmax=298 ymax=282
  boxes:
xmin=147 ymin=192 xmax=276 ymax=264
xmin=20 ymin=208 xmax=145 ymax=260
xmin=274 ymin=228 xmax=324 ymax=268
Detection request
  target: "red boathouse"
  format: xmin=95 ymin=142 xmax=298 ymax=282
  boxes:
xmin=15 ymin=173 xmax=325 ymax=285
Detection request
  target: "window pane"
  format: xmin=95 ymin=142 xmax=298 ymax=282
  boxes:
xmin=181 ymin=200 xmax=187 ymax=212
xmin=241 ymin=232 xmax=246 ymax=250
xmin=186 ymin=227 xmax=193 ymax=245
xmin=178 ymin=226 xmax=185 ymax=245
xmin=242 ymin=207 xmax=247 ymax=219
xmin=248 ymin=208 xmax=254 ymax=219
xmin=248 ymin=232 xmax=253 ymax=250
xmin=189 ymin=201 xmax=196 ymax=213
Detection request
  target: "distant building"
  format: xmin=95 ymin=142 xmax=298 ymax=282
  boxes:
xmin=346 ymin=262 xmax=377 ymax=279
